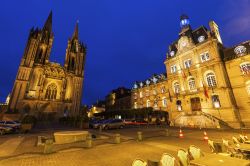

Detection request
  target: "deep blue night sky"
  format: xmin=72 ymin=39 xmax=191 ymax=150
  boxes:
xmin=0 ymin=0 xmax=250 ymax=105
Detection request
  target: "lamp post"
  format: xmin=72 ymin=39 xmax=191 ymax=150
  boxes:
xmin=214 ymin=100 xmax=221 ymax=129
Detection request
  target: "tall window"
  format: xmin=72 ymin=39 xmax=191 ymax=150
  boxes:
xmin=176 ymin=100 xmax=182 ymax=111
xmin=184 ymin=59 xmax=192 ymax=68
xmin=146 ymin=100 xmax=151 ymax=108
xmin=134 ymin=93 xmax=137 ymax=99
xmin=139 ymin=91 xmax=143 ymax=98
xmin=134 ymin=102 xmax=138 ymax=109
xmin=173 ymin=82 xmax=180 ymax=94
xmin=188 ymin=77 xmax=196 ymax=90
xmin=162 ymin=97 xmax=167 ymax=107
xmin=154 ymin=99 xmax=158 ymax=108
xmin=161 ymin=86 xmax=166 ymax=93
xmin=45 ymin=83 xmax=57 ymax=100
xmin=240 ymin=62 xmax=250 ymax=74
xmin=200 ymin=52 xmax=210 ymax=62
xmin=212 ymin=95 xmax=221 ymax=108
xmin=206 ymin=73 xmax=217 ymax=87
xmin=171 ymin=65 xmax=177 ymax=73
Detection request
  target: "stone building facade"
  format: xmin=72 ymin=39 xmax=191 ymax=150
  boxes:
xmin=132 ymin=15 xmax=249 ymax=128
xmin=8 ymin=12 xmax=86 ymax=119
xmin=105 ymin=87 xmax=131 ymax=111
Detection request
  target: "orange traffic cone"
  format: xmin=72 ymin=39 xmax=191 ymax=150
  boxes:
xmin=203 ymin=131 xmax=208 ymax=141
xmin=179 ymin=129 xmax=184 ymax=138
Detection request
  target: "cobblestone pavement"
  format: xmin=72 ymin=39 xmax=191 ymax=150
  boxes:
xmin=0 ymin=127 xmax=249 ymax=166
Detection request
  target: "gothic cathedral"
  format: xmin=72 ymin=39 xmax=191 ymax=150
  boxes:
xmin=8 ymin=12 xmax=86 ymax=119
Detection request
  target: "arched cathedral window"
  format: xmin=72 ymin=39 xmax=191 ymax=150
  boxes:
xmin=45 ymin=83 xmax=57 ymax=100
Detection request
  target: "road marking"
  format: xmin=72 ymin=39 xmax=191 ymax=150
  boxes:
xmin=0 ymin=137 xmax=24 ymax=157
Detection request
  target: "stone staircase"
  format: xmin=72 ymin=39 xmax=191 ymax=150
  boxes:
xmin=173 ymin=111 xmax=232 ymax=129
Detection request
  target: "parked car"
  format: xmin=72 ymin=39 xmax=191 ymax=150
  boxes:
xmin=0 ymin=125 xmax=14 ymax=135
xmin=92 ymin=119 xmax=111 ymax=129
xmin=101 ymin=119 xmax=124 ymax=129
xmin=133 ymin=119 xmax=148 ymax=125
xmin=0 ymin=121 xmax=21 ymax=131
xmin=123 ymin=119 xmax=148 ymax=126
xmin=123 ymin=119 xmax=134 ymax=125
xmin=89 ymin=119 xmax=102 ymax=128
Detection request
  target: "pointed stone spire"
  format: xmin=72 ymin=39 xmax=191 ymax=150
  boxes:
xmin=72 ymin=20 xmax=79 ymax=40
xmin=43 ymin=11 xmax=52 ymax=34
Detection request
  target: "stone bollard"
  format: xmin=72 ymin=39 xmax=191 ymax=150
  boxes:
xmin=86 ymin=134 xmax=92 ymax=148
xmin=137 ymin=131 xmax=143 ymax=141
xmin=44 ymin=139 xmax=53 ymax=154
xmin=114 ymin=134 xmax=121 ymax=144
xmin=165 ymin=129 xmax=170 ymax=136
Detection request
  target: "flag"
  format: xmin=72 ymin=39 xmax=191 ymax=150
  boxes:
xmin=188 ymin=68 xmax=192 ymax=76
xmin=168 ymin=90 xmax=172 ymax=102
xmin=181 ymin=68 xmax=187 ymax=79
xmin=202 ymin=82 xmax=209 ymax=99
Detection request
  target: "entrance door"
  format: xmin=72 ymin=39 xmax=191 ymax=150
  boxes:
xmin=190 ymin=97 xmax=201 ymax=111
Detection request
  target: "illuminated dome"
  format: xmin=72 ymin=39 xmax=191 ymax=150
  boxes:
xmin=180 ymin=14 xmax=190 ymax=28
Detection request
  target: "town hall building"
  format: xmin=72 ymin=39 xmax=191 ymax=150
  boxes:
xmin=132 ymin=15 xmax=250 ymax=128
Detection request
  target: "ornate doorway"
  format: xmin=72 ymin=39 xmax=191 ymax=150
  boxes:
xmin=190 ymin=97 xmax=201 ymax=112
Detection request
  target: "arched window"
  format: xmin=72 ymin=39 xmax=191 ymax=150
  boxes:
xmin=173 ymin=81 xmax=180 ymax=94
xmin=206 ymin=73 xmax=217 ymax=87
xmin=240 ymin=62 xmax=250 ymax=74
xmin=146 ymin=100 xmax=151 ymax=108
xmin=45 ymin=83 xmax=57 ymax=100
xmin=188 ymin=77 xmax=196 ymax=90
xmin=162 ymin=97 xmax=167 ymax=107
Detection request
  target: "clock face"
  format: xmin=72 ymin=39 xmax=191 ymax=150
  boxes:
xmin=178 ymin=36 xmax=192 ymax=52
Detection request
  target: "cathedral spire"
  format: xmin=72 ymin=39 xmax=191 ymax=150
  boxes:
xmin=72 ymin=21 xmax=79 ymax=40
xmin=43 ymin=11 xmax=52 ymax=34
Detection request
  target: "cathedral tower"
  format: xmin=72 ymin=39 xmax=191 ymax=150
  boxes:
xmin=9 ymin=12 xmax=54 ymax=111
xmin=64 ymin=22 xmax=86 ymax=115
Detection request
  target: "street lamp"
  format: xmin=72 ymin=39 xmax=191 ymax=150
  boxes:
xmin=214 ymin=100 xmax=222 ymax=129
xmin=177 ymin=105 xmax=182 ymax=111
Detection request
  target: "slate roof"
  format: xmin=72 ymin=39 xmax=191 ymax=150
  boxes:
xmin=224 ymin=40 xmax=250 ymax=61
xmin=167 ymin=26 xmax=210 ymax=59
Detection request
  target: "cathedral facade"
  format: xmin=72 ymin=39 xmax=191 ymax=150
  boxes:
xmin=8 ymin=12 xmax=86 ymax=119
xmin=132 ymin=15 xmax=250 ymax=128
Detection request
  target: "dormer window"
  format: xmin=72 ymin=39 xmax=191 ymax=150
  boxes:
xmin=198 ymin=36 xmax=205 ymax=43
xmin=133 ymin=83 xmax=138 ymax=89
xmin=234 ymin=45 xmax=246 ymax=56
xmin=200 ymin=52 xmax=210 ymax=62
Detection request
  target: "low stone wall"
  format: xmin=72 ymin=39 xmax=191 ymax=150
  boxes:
xmin=54 ymin=131 xmax=89 ymax=144
xmin=1 ymin=113 xmax=21 ymax=121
